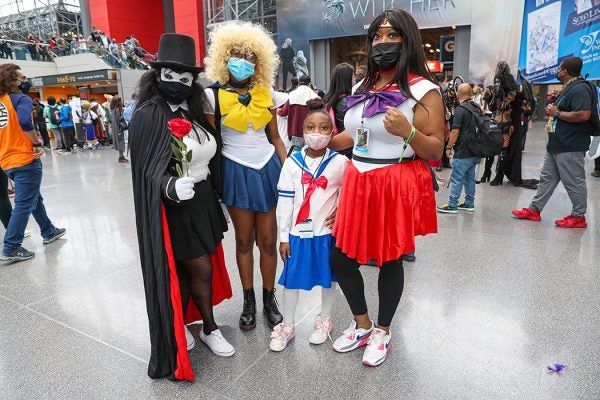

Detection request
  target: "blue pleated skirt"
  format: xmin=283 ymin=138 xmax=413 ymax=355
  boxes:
xmin=278 ymin=234 xmax=337 ymax=290
xmin=221 ymin=153 xmax=281 ymax=212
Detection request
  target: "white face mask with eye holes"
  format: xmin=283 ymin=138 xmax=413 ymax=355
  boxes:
xmin=160 ymin=68 xmax=193 ymax=87
xmin=158 ymin=68 xmax=195 ymax=104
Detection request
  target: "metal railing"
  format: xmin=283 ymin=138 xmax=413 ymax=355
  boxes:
xmin=0 ymin=37 xmax=152 ymax=70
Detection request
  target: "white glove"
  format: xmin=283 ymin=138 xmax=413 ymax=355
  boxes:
xmin=175 ymin=177 xmax=195 ymax=201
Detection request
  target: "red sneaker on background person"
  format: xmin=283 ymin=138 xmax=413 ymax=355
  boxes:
xmin=555 ymin=215 xmax=587 ymax=228
xmin=512 ymin=207 xmax=541 ymax=221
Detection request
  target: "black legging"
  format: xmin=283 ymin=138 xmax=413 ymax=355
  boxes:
xmin=0 ymin=169 xmax=12 ymax=229
xmin=331 ymin=245 xmax=404 ymax=327
xmin=177 ymin=255 xmax=217 ymax=335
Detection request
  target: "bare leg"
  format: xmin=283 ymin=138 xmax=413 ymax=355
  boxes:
xmin=255 ymin=208 xmax=278 ymax=290
xmin=227 ymin=206 xmax=256 ymax=289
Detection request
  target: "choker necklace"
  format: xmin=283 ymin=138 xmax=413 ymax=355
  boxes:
xmin=228 ymin=79 xmax=250 ymax=89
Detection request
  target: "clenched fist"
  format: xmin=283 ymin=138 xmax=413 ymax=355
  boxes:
xmin=383 ymin=106 xmax=412 ymax=139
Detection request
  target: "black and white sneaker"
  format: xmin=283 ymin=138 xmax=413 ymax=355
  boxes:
xmin=43 ymin=228 xmax=66 ymax=245
xmin=0 ymin=246 xmax=35 ymax=262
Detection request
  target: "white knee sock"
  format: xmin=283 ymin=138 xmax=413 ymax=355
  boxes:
xmin=320 ymin=283 xmax=336 ymax=318
xmin=283 ymin=288 xmax=299 ymax=325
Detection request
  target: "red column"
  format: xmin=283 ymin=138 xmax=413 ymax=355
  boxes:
xmin=90 ymin=0 xmax=165 ymax=53
xmin=173 ymin=0 xmax=206 ymax=67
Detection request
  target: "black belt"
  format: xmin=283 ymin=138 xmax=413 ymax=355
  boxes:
xmin=352 ymin=154 xmax=418 ymax=164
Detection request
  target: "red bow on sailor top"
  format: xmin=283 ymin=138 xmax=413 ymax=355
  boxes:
xmin=295 ymin=172 xmax=328 ymax=225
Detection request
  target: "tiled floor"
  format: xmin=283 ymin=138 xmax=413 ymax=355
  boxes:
xmin=0 ymin=122 xmax=598 ymax=399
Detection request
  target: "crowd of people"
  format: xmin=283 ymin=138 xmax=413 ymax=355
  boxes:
xmin=126 ymin=8 xmax=445 ymax=381
xmin=0 ymin=31 xmax=151 ymax=70
xmin=1 ymin=4 xmax=598 ymax=385
xmin=128 ymin=8 xmax=600 ymax=381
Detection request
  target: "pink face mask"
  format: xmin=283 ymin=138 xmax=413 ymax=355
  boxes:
xmin=304 ymin=133 xmax=332 ymax=150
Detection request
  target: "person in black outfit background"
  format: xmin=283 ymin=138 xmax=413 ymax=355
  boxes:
xmin=32 ymin=101 xmax=50 ymax=148
xmin=280 ymin=38 xmax=296 ymax=91
xmin=323 ymin=62 xmax=354 ymax=158
xmin=489 ymin=92 xmax=538 ymax=189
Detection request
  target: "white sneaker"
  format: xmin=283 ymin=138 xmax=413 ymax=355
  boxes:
xmin=269 ymin=322 xmax=295 ymax=352
xmin=24 ymin=230 xmax=31 ymax=238
xmin=199 ymin=328 xmax=235 ymax=357
xmin=184 ymin=325 xmax=195 ymax=351
xmin=332 ymin=320 xmax=374 ymax=353
xmin=362 ymin=327 xmax=391 ymax=367
xmin=308 ymin=315 xmax=332 ymax=345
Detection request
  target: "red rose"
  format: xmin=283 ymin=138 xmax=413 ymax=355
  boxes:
xmin=168 ymin=118 xmax=192 ymax=139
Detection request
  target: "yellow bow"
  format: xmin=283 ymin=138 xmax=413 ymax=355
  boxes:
xmin=218 ymin=86 xmax=273 ymax=132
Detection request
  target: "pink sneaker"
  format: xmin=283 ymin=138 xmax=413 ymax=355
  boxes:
xmin=309 ymin=315 xmax=333 ymax=345
xmin=269 ymin=323 xmax=295 ymax=352
xmin=362 ymin=328 xmax=391 ymax=367
xmin=332 ymin=320 xmax=374 ymax=353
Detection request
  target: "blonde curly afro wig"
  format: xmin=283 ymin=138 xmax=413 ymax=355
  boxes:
xmin=205 ymin=21 xmax=279 ymax=89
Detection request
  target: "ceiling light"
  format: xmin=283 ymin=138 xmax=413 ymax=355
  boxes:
xmin=425 ymin=43 xmax=431 ymax=48
xmin=429 ymin=49 xmax=434 ymax=53
xmin=435 ymin=49 xmax=440 ymax=52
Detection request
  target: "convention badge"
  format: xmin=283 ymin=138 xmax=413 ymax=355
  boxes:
xmin=355 ymin=127 xmax=370 ymax=153
xmin=546 ymin=116 xmax=555 ymax=134
xmin=297 ymin=219 xmax=314 ymax=239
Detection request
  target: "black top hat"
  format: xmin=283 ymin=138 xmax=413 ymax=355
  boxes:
xmin=150 ymin=33 xmax=203 ymax=73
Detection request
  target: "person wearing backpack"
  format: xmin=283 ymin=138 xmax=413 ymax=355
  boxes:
xmin=58 ymin=98 xmax=74 ymax=153
xmin=437 ymin=84 xmax=482 ymax=213
xmin=513 ymin=57 xmax=593 ymax=228
xmin=43 ymin=96 xmax=64 ymax=151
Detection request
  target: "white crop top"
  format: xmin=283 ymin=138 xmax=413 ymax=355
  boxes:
xmin=344 ymin=79 xmax=440 ymax=173
xmin=205 ymin=87 xmax=288 ymax=169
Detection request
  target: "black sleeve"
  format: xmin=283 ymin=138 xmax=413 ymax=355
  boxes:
xmin=129 ymin=101 xmax=181 ymax=203
xmin=451 ymin=106 xmax=466 ymax=130
xmin=334 ymin=97 xmax=347 ymax=132
xmin=566 ymin=84 xmax=593 ymax=112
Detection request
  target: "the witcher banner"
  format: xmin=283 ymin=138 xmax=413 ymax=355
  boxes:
xmin=518 ymin=0 xmax=600 ymax=83
xmin=276 ymin=0 xmax=473 ymax=90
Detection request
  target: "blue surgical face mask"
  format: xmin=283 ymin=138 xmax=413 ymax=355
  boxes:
xmin=227 ymin=57 xmax=255 ymax=82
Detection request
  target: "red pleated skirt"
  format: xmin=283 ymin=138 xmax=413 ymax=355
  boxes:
xmin=333 ymin=160 xmax=438 ymax=266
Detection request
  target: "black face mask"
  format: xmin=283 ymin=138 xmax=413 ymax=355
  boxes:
xmin=157 ymin=80 xmax=193 ymax=104
xmin=371 ymin=42 xmax=402 ymax=71
xmin=19 ymin=81 xmax=32 ymax=95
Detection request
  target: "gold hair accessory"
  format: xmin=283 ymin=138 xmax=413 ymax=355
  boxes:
xmin=380 ymin=18 xmax=393 ymax=28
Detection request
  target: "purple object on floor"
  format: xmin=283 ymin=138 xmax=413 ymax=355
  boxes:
xmin=547 ymin=363 xmax=566 ymax=373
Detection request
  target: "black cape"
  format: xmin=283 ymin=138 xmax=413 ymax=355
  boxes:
xmin=129 ymin=96 xmax=221 ymax=380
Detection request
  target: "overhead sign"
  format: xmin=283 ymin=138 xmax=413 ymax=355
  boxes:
xmin=440 ymin=35 xmax=455 ymax=63
xmin=518 ymin=0 xmax=600 ymax=83
xmin=278 ymin=0 xmax=473 ymax=40
xmin=37 ymin=70 xmax=113 ymax=86
xmin=276 ymin=0 xmax=472 ymax=89
xmin=426 ymin=59 xmax=442 ymax=72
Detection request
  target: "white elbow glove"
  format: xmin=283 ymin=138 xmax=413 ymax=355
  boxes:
xmin=174 ymin=177 xmax=195 ymax=201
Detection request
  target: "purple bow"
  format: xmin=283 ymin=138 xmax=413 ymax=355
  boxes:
xmin=345 ymin=90 xmax=408 ymax=118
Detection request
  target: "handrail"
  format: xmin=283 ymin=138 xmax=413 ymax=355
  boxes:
xmin=1 ymin=37 xmax=151 ymax=70
xmin=0 ymin=38 xmax=52 ymax=47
